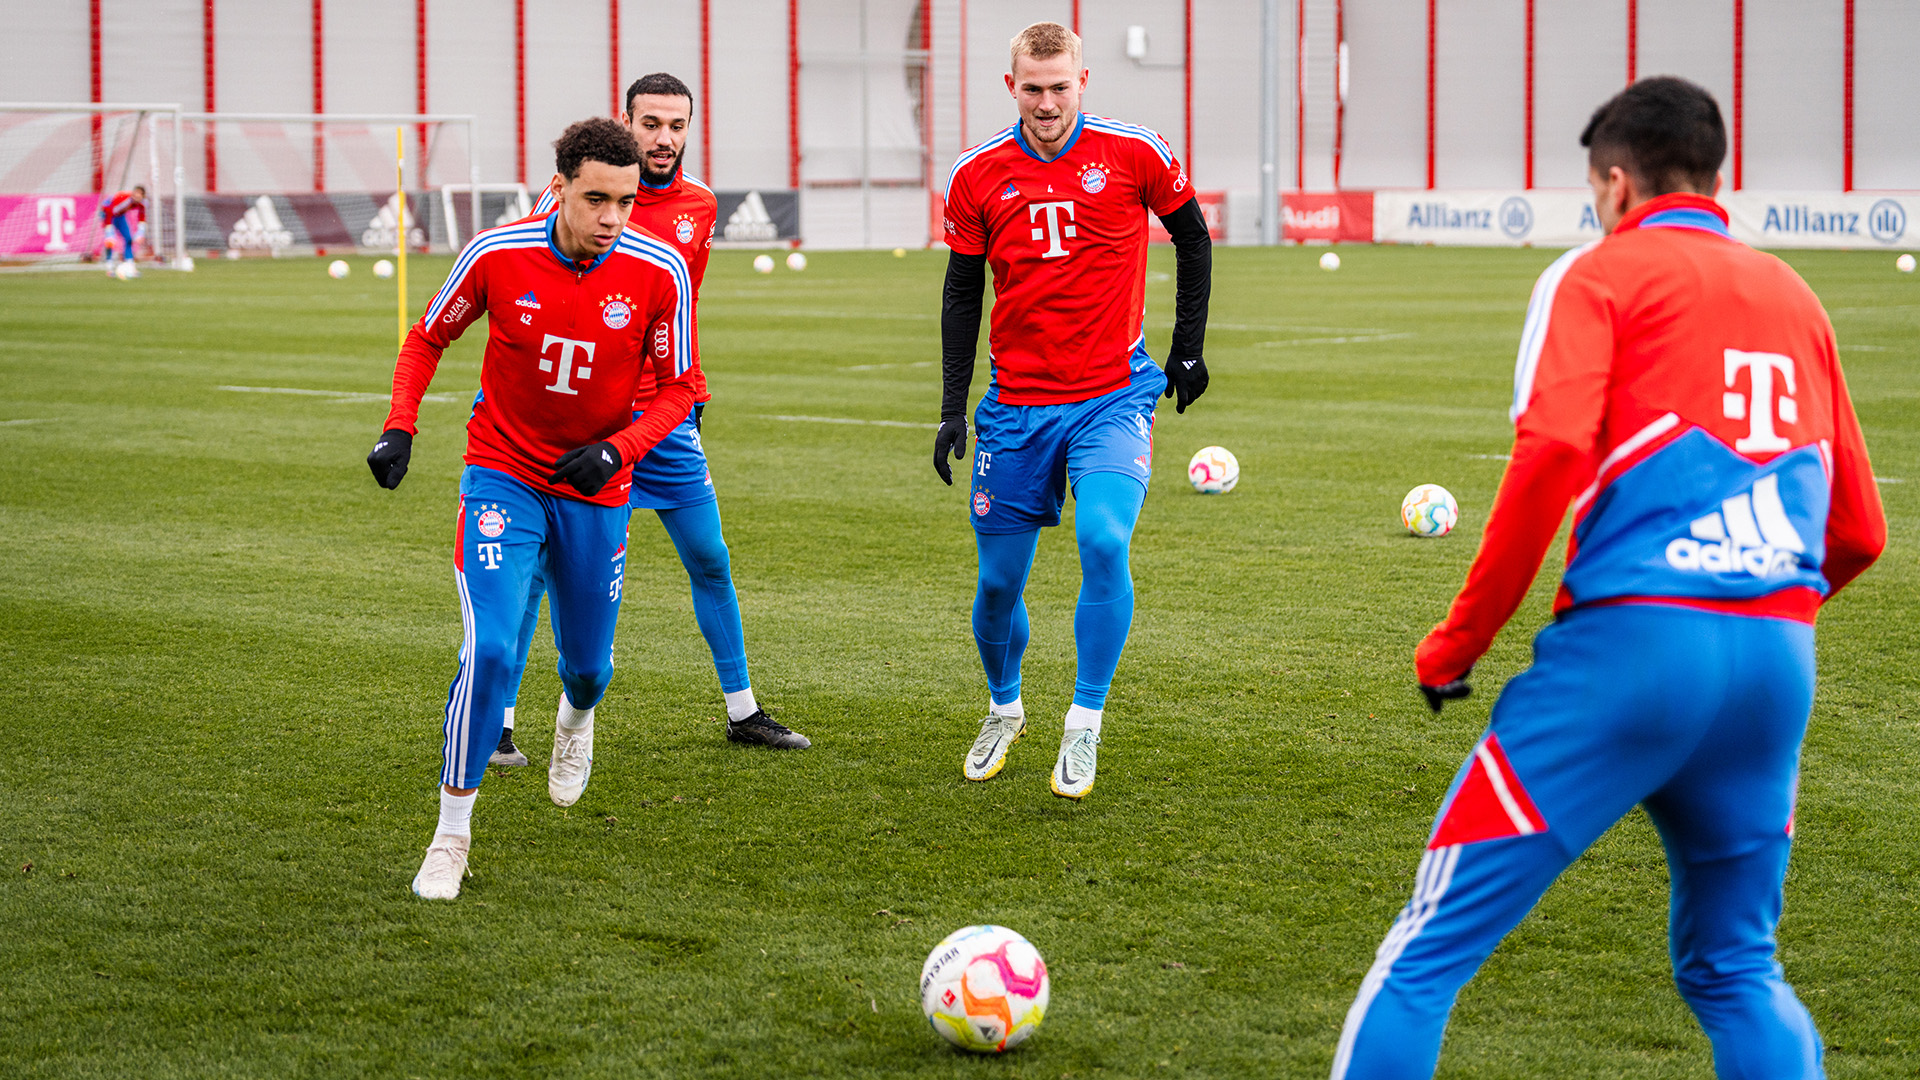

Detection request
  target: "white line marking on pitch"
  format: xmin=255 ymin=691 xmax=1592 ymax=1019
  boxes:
xmin=1876 ymin=477 xmax=1904 ymax=484
xmin=754 ymin=414 xmax=936 ymax=429
xmin=218 ymin=385 xmax=464 ymax=404
xmin=1466 ymin=454 xmax=1510 ymax=460
xmin=0 ymin=418 xmax=50 ymax=426
xmin=839 ymin=360 xmax=938 ymax=371
xmin=1256 ymin=333 xmax=1414 ymax=348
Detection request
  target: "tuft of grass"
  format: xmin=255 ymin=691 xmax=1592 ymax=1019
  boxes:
xmin=0 ymin=246 xmax=1914 ymax=1078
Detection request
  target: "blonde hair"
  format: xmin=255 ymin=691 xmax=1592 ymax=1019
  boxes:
xmin=1010 ymin=21 xmax=1082 ymax=71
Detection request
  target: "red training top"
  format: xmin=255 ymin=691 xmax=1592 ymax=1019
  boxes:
xmin=100 ymin=190 xmax=144 ymax=224
xmin=381 ymin=213 xmax=697 ymax=507
xmin=943 ymin=113 xmax=1192 ymax=405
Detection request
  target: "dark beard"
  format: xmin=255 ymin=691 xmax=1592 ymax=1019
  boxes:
xmin=641 ymin=151 xmax=683 ymax=185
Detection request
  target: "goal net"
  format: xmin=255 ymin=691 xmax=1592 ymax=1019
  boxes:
xmin=0 ymin=103 xmax=185 ymax=266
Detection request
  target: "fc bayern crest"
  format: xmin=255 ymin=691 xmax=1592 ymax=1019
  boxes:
xmin=477 ymin=509 xmax=506 ymax=538
xmin=601 ymin=299 xmax=632 ymax=329
xmin=675 ymin=218 xmax=696 ymax=244
xmin=973 ymin=490 xmax=992 ymax=516
xmin=1080 ymin=166 xmax=1108 ymax=194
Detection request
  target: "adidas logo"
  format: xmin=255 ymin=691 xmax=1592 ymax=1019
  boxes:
xmin=723 ymin=191 xmax=778 ymax=241
xmin=999 ymin=182 xmax=1021 ymax=201
xmin=515 ymin=291 xmax=541 ymax=309
xmin=228 ymin=196 xmax=293 ymax=250
xmin=1664 ymin=473 xmax=1806 ymax=577
xmin=361 ymin=192 xmax=426 ymax=250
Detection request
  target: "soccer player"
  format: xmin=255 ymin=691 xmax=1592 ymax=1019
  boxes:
xmin=98 ymin=184 xmax=145 ymax=273
xmin=937 ymin=22 xmax=1212 ymax=799
xmin=366 ymin=117 xmax=697 ymax=900
xmin=494 ymin=73 xmax=806 ymax=767
xmin=1332 ymin=78 xmax=1885 ymax=1079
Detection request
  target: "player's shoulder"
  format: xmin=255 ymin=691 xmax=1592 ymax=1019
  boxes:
xmin=614 ymin=226 xmax=692 ymax=276
xmin=678 ymin=171 xmax=718 ymax=206
xmin=1080 ymin=115 xmax=1175 ymax=165
xmin=454 ymin=218 xmax=553 ymax=268
xmin=946 ymin=124 xmax=1022 ymax=191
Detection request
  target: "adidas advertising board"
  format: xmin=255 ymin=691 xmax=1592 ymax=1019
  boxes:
xmin=714 ymin=189 xmax=799 ymax=243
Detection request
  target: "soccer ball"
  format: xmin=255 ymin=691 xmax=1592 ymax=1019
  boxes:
xmin=113 ymin=261 xmax=139 ymax=280
xmin=1319 ymin=250 xmax=1341 ymax=271
xmin=1401 ymin=484 xmax=1459 ymax=537
xmin=373 ymin=259 xmax=395 ymax=279
xmin=1188 ymin=445 xmax=1239 ymax=494
xmin=786 ymin=251 xmax=808 ymax=271
xmin=1898 ymin=253 xmax=1916 ymax=273
xmin=920 ymin=925 xmax=1049 ymax=1053
xmin=327 ymin=259 xmax=350 ymax=279
xmin=753 ymin=254 xmax=775 ymax=273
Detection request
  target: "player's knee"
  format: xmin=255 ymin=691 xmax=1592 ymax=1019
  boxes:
xmin=681 ymin=533 xmax=732 ymax=586
xmin=1076 ymin=521 xmax=1132 ymax=571
xmin=976 ymin=563 xmax=1025 ymax=608
xmin=468 ymin=634 xmax=519 ymax=679
xmin=559 ymin=661 xmax=614 ymax=707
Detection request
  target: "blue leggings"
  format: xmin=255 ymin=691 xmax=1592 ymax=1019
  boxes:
xmin=974 ymin=471 xmax=1145 ymax=710
xmin=507 ymin=499 xmax=749 ymax=707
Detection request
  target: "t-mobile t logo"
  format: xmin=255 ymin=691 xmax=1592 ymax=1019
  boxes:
xmin=539 ymin=334 xmax=595 ymax=395
xmin=35 ymin=198 xmax=78 ymax=251
xmin=1723 ymin=349 xmax=1796 ymax=454
xmin=1028 ymin=200 xmax=1077 ymax=259
xmin=474 ymin=542 xmax=504 ymax=570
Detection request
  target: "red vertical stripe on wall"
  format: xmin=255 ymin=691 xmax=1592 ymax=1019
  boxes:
xmin=1843 ymin=0 xmax=1854 ymax=191
xmin=1184 ymin=0 xmax=1194 ymax=180
xmin=609 ymin=0 xmax=621 ymax=116
xmin=788 ymin=0 xmax=799 ymax=189
xmin=923 ymin=0 xmax=934 ymax=241
xmin=204 ymin=0 xmax=217 ymax=193
xmin=1294 ymin=0 xmax=1304 ymax=190
xmin=1071 ymin=0 xmax=1080 ymax=36
xmin=414 ymin=0 xmax=427 ymax=183
xmin=700 ymin=0 xmax=712 ymax=183
xmin=1625 ymin=0 xmax=1637 ymax=84
xmin=312 ymin=0 xmax=324 ymax=192
xmin=514 ymin=0 xmax=526 ymax=185
xmin=1732 ymin=0 xmax=1743 ymax=190
xmin=1523 ymin=0 xmax=1534 ymax=189
xmin=90 ymin=0 xmax=102 ymax=192
xmin=1425 ymin=0 xmax=1436 ymax=189
xmin=1332 ymin=0 xmax=1343 ymax=188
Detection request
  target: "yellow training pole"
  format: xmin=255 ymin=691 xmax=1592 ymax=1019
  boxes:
xmin=396 ymin=126 xmax=408 ymax=349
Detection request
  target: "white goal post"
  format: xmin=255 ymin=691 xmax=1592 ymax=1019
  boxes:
xmin=0 ymin=102 xmax=188 ymax=267
xmin=441 ymin=182 xmax=533 ymax=250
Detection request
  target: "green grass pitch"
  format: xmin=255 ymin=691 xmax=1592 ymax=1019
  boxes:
xmin=2 ymin=244 xmax=1916 ymax=1078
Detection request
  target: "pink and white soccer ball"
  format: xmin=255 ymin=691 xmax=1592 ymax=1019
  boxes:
xmin=1188 ymin=445 xmax=1239 ymax=494
xmin=920 ymin=925 xmax=1050 ymax=1053
xmin=1401 ymin=483 xmax=1459 ymax=537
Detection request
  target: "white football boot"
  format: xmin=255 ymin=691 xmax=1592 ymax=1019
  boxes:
xmin=549 ymin=704 xmax=595 ymax=807
xmin=964 ymin=713 xmax=1026 ymax=781
xmin=1050 ymin=728 xmax=1101 ymax=800
xmin=411 ymin=834 xmax=471 ymax=899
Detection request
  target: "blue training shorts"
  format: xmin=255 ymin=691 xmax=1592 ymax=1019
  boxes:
xmin=629 ymin=410 xmax=716 ymax=511
xmin=968 ymin=343 xmax=1166 ymax=534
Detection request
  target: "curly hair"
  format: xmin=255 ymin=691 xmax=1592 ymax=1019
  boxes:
xmin=553 ymin=116 xmax=641 ymax=180
xmin=624 ymin=72 xmax=694 ymax=117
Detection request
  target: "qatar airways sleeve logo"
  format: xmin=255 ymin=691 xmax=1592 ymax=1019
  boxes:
xmin=1723 ymin=349 xmax=1797 ymax=454
xmin=539 ymin=334 xmax=594 ymax=395
xmin=1027 ymin=201 xmax=1077 ymax=259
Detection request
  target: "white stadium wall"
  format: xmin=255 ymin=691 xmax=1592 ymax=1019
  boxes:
xmin=2 ymin=0 xmax=1916 ymax=250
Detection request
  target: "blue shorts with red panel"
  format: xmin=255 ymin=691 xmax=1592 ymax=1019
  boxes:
xmin=628 ymin=410 xmax=716 ymax=511
xmin=1334 ymin=602 xmax=1824 ymax=1080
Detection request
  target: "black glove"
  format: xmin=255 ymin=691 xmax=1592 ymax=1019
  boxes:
xmin=550 ymin=441 xmax=623 ymax=497
xmin=1419 ymin=666 xmax=1473 ymax=714
xmin=933 ymin=415 xmax=969 ymax=486
xmin=1163 ymin=354 xmax=1209 ymax=413
xmin=367 ymin=428 xmax=413 ymax=490
xmin=693 ymin=402 xmax=706 ymax=431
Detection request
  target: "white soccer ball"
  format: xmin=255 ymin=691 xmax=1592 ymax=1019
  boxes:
xmin=786 ymin=251 xmax=808 ymax=271
xmin=1401 ymin=483 xmax=1459 ymax=538
xmin=921 ymin=925 xmax=1049 ymax=1053
xmin=176 ymin=255 xmax=196 ymax=272
xmin=1319 ymin=250 xmax=1341 ymax=271
xmin=893 ymin=247 xmax=907 ymax=257
xmin=1188 ymin=445 xmax=1240 ymax=494
xmin=1898 ymin=253 xmax=1916 ymax=273
xmin=327 ymin=259 xmax=350 ymax=279
xmin=753 ymin=254 xmax=775 ymax=274
xmin=113 ymin=261 xmax=139 ymax=280
xmin=373 ymin=259 xmax=395 ymax=279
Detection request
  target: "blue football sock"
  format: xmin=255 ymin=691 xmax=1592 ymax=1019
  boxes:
xmin=658 ymin=501 xmax=751 ymax=694
xmin=973 ymin=529 xmax=1040 ymax=707
xmin=1070 ymin=472 xmax=1145 ymax=710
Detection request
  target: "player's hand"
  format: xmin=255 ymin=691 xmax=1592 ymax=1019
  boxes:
xmin=1419 ymin=666 xmax=1473 ymax=714
xmin=550 ymin=441 xmax=623 ymax=497
xmin=1163 ymin=354 xmax=1209 ymax=413
xmin=693 ymin=402 xmax=705 ymax=431
xmin=933 ymin=415 xmax=969 ymax=486
xmin=367 ymin=428 xmax=413 ymax=490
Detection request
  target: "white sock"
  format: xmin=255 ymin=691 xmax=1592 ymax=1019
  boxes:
xmin=990 ymin=696 xmax=1024 ymax=719
xmin=437 ymin=789 xmax=477 ymax=839
xmin=502 ymin=705 xmax=516 ymax=731
xmin=725 ymin=688 xmax=759 ymax=722
xmin=1064 ymin=704 xmax=1103 ymax=736
xmin=558 ymin=693 xmax=594 ymax=730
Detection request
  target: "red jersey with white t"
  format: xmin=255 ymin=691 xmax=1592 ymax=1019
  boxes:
xmin=535 ymin=171 xmax=716 ymax=405
xmin=943 ymin=114 xmax=1192 ymax=405
xmin=1417 ymin=193 xmax=1886 ymax=684
xmin=381 ymin=214 xmax=696 ymax=507
xmin=99 ymin=190 xmax=144 ymax=224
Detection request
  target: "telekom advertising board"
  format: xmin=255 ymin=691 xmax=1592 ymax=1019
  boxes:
xmin=0 ymin=194 xmax=103 ymax=256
